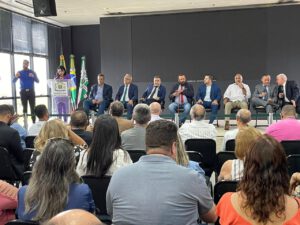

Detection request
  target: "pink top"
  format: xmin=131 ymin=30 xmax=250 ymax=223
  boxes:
xmin=265 ymin=118 xmax=300 ymax=142
xmin=217 ymin=192 xmax=300 ymax=225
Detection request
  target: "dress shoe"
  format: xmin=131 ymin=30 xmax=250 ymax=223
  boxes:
xmin=224 ymin=121 xmax=230 ymax=130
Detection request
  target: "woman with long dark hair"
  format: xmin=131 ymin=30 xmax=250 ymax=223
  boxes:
xmin=77 ymin=115 xmax=132 ymax=177
xmin=17 ymin=139 xmax=95 ymax=222
xmin=217 ymin=135 xmax=300 ymax=224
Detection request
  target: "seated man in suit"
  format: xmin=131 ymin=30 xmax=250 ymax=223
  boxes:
xmin=223 ymin=73 xmax=251 ymax=130
xmin=196 ymin=74 xmax=221 ymax=124
xmin=251 ymin=74 xmax=277 ymax=114
xmin=115 ymin=73 xmax=138 ymax=119
xmin=273 ymin=73 xmax=299 ymax=109
xmin=83 ymin=73 xmax=112 ymax=116
xmin=168 ymin=73 xmax=194 ymax=125
xmin=140 ymin=75 xmax=166 ymax=107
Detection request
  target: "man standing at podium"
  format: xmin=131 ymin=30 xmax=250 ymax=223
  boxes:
xmin=13 ymin=59 xmax=39 ymax=123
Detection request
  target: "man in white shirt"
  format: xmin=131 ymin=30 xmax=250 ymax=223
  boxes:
xmin=223 ymin=73 xmax=251 ymax=130
xmin=221 ymin=108 xmax=251 ymax=151
xmin=28 ymin=104 xmax=49 ymax=136
xmin=149 ymin=102 xmax=163 ymax=122
xmin=179 ymin=104 xmax=216 ymax=144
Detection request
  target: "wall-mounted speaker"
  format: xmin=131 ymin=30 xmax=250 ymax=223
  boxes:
xmin=32 ymin=0 xmax=57 ymax=17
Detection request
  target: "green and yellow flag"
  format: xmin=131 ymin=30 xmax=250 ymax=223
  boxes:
xmin=77 ymin=56 xmax=89 ymax=107
xmin=59 ymin=55 xmax=66 ymax=69
xmin=69 ymin=54 xmax=77 ymax=111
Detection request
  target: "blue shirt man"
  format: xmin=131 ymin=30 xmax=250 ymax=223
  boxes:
xmin=13 ymin=60 xmax=39 ymax=123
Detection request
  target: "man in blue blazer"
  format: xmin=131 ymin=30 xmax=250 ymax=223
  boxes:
xmin=141 ymin=75 xmax=166 ymax=107
xmin=168 ymin=74 xmax=194 ymax=124
xmin=83 ymin=73 xmax=113 ymax=116
xmin=196 ymin=75 xmax=221 ymax=124
xmin=115 ymin=73 xmax=138 ymax=119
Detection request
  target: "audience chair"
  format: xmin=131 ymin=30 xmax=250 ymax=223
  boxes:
xmin=287 ymin=154 xmax=300 ymax=177
xmin=126 ymin=150 xmax=146 ymax=163
xmin=281 ymin=140 xmax=300 ymax=156
xmin=81 ymin=175 xmax=112 ymax=224
xmin=214 ymin=180 xmax=238 ymax=204
xmin=225 ymin=139 xmax=235 ymax=152
xmin=6 ymin=220 xmax=39 ymax=225
xmin=22 ymin=171 xmax=32 ymax=186
xmin=185 ymin=139 xmax=216 ymax=177
xmin=186 ymin=151 xmax=203 ymax=163
xmin=215 ymin=152 xmax=237 ymax=180
xmin=0 ymin=147 xmax=20 ymax=185
xmin=25 ymin=136 xmax=36 ymax=149
xmin=23 ymin=148 xmax=34 ymax=171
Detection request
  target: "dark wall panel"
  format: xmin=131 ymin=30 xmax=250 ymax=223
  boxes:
xmin=100 ymin=17 xmax=132 ymax=94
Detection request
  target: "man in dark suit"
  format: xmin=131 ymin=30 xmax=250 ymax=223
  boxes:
xmin=141 ymin=75 xmax=166 ymax=107
xmin=196 ymin=74 xmax=221 ymax=124
xmin=83 ymin=73 xmax=113 ymax=116
xmin=168 ymin=73 xmax=194 ymax=124
xmin=70 ymin=110 xmax=93 ymax=146
xmin=273 ymin=73 xmax=299 ymax=108
xmin=251 ymin=74 xmax=277 ymax=113
xmin=115 ymin=73 xmax=138 ymax=119
xmin=0 ymin=104 xmax=24 ymax=180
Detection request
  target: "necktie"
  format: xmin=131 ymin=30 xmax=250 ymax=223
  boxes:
xmin=263 ymin=86 xmax=268 ymax=101
xmin=148 ymin=86 xmax=158 ymax=99
xmin=121 ymin=85 xmax=128 ymax=102
xmin=180 ymin=85 xmax=184 ymax=104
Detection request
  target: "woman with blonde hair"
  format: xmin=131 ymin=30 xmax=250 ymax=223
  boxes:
xmin=17 ymin=139 xmax=95 ymax=222
xmin=218 ymin=126 xmax=262 ymax=181
xmin=28 ymin=119 xmax=86 ymax=170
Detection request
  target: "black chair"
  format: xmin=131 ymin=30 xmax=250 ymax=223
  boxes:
xmin=281 ymin=140 xmax=300 ymax=156
xmin=186 ymin=151 xmax=203 ymax=163
xmin=225 ymin=139 xmax=235 ymax=152
xmin=6 ymin=220 xmax=39 ymax=225
xmin=185 ymin=139 xmax=216 ymax=177
xmin=25 ymin=136 xmax=36 ymax=149
xmin=214 ymin=180 xmax=238 ymax=204
xmin=215 ymin=151 xmax=237 ymax=180
xmin=254 ymin=106 xmax=278 ymax=128
xmin=0 ymin=147 xmax=20 ymax=184
xmin=127 ymin=150 xmax=146 ymax=163
xmin=22 ymin=171 xmax=32 ymax=186
xmin=23 ymin=148 xmax=34 ymax=171
xmin=287 ymin=154 xmax=300 ymax=177
xmin=81 ymin=175 xmax=112 ymax=223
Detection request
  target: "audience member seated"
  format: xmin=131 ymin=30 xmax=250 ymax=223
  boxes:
xmin=70 ymin=110 xmax=93 ymax=146
xmin=0 ymin=180 xmax=18 ymax=224
xmin=109 ymin=101 xmax=133 ymax=133
xmin=223 ymin=73 xmax=251 ymax=130
xmin=28 ymin=104 xmax=49 ymax=136
xmin=176 ymin=133 xmax=205 ymax=177
xmin=10 ymin=114 xmax=27 ymax=149
xmin=221 ymin=108 xmax=251 ymax=151
xmin=290 ymin=172 xmax=300 ymax=193
xmin=219 ymin=127 xmax=262 ymax=181
xmin=115 ymin=73 xmax=138 ymax=119
xmin=179 ymin=104 xmax=216 ymax=143
xmin=149 ymin=102 xmax=163 ymax=122
xmin=196 ymin=74 xmax=221 ymax=124
xmin=168 ymin=73 xmax=194 ymax=125
xmin=83 ymin=73 xmax=113 ymax=116
xmin=121 ymin=104 xmax=151 ymax=151
xmin=17 ymin=139 xmax=95 ymax=222
xmin=266 ymin=105 xmax=300 ymax=142
xmin=45 ymin=209 xmax=103 ymax=225
xmin=274 ymin=73 xmax=299 ymax=108
xmin=0 ymin=104 xmax=24 ymax=179
xmin=251 ymin=74 xmax=278 ymax=114
xmin=106 ymin=120 xmax=218 ymax=225
xmin=141 ymin=75 xmax=166 ymax=106
xmin=29 ymin=119 xmax=86 ymax=170
xmin=217 ymin=135 xmax=300 ymax=224
xmin=76 ymin=115 xmax=132 ymax=177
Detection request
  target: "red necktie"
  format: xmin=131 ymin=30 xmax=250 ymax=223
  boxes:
xmin=180 ymin=86 xmax=184 ymax=104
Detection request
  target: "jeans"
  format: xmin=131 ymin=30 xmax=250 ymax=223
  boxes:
xmin=83 ymin=99 xmax=110 ymax=116
xmin=168 ymin=102 xmax=191 ymax=124
xmin=201 ymin=101 xmax=218 ymax=124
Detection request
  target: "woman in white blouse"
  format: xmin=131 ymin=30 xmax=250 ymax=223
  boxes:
xmin=77 ymin=115 xmax=132 ymax=177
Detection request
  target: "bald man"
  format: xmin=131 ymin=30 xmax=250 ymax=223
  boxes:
xmin=45 ymin=209 xmax=103 ymax=225
xmin=179 ymin=104 xmax=216 ymax=143
xmin=149 ymin=102 xmax=163 ymax=122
